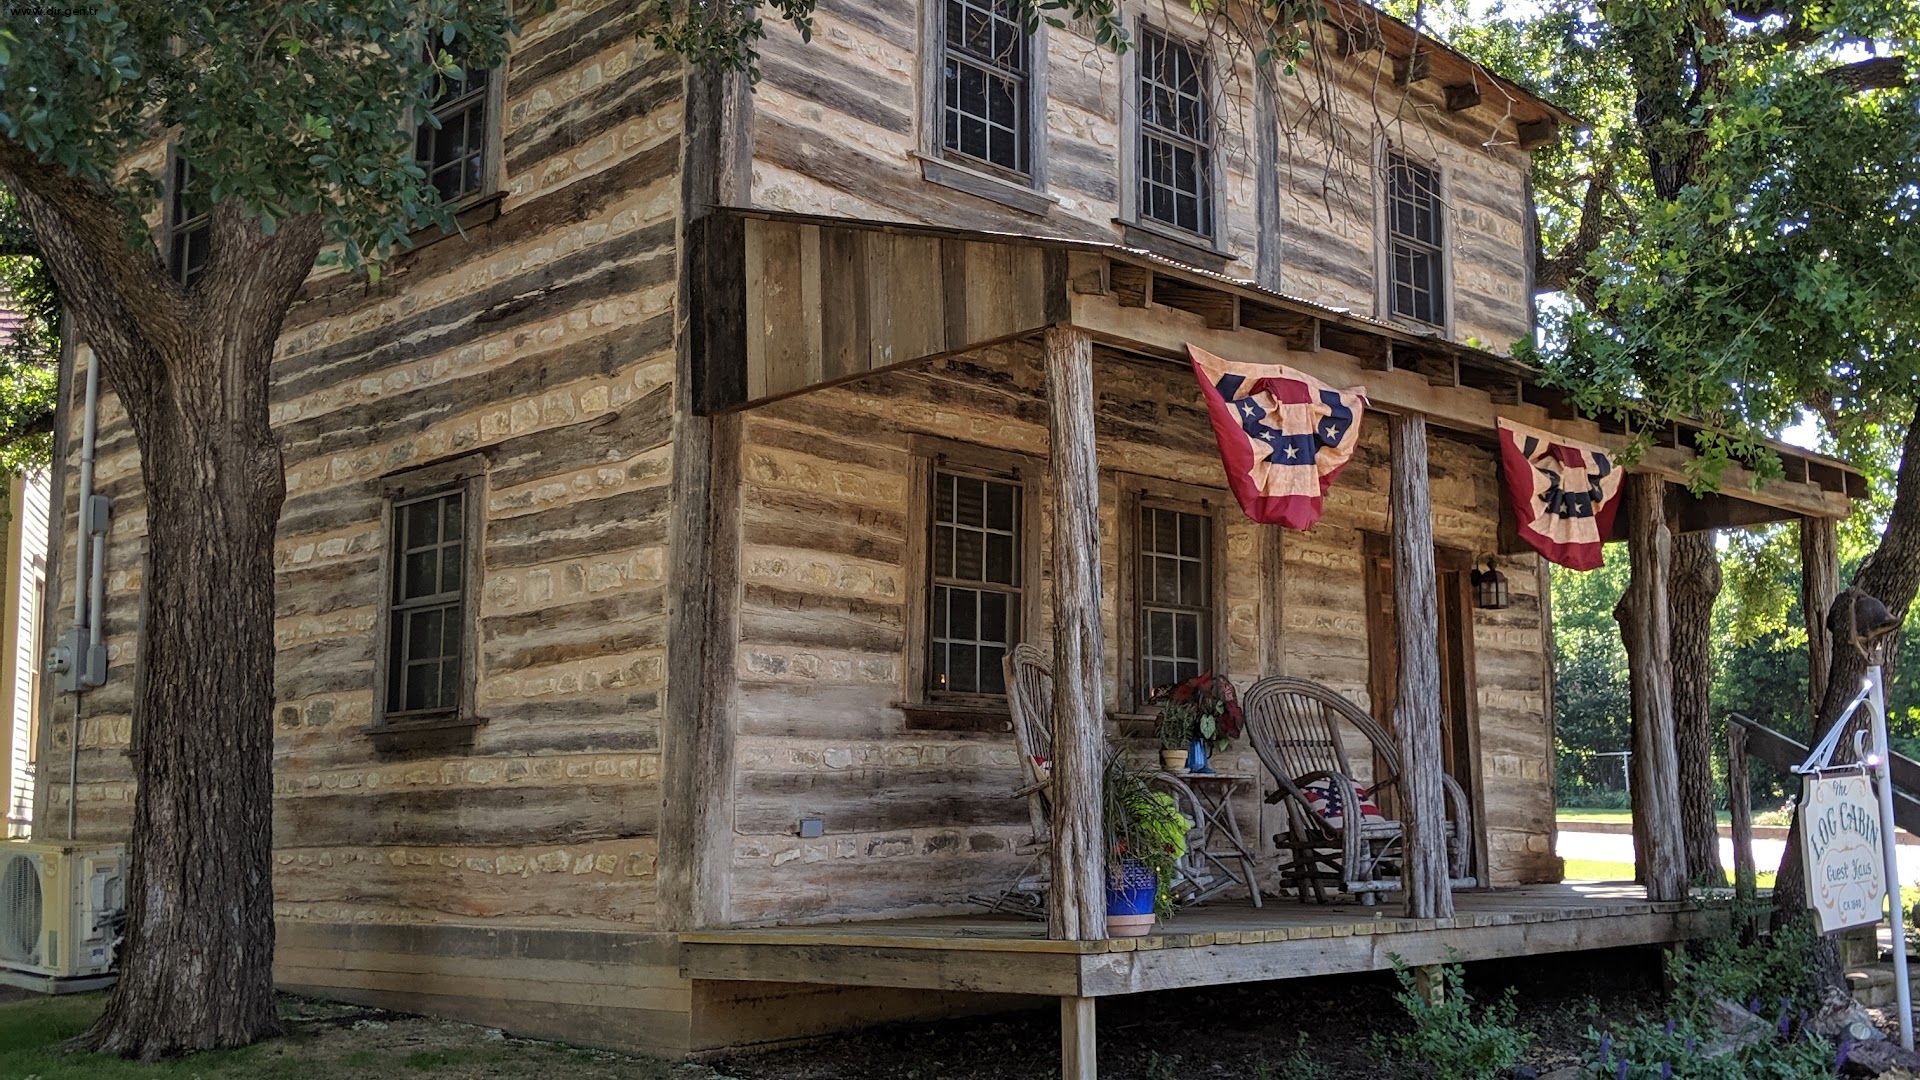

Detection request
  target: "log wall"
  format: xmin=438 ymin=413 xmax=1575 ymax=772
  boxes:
xmin=35 ymin=1 xmax=696 ymax=1048
xmin=748 ymin=1 xmax=1536 ymax=351
xmin=726 ymin=339 xmax=1556 ymax=926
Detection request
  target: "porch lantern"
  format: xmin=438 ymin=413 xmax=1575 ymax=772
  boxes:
xmin=1471 ymin=560 xmax=1510 ymax=610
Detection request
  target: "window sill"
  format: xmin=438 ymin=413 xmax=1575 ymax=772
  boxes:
xmin=370 ymin=713 xmax=486 ymax=754
xmin=917 ymin=154 xmax=1054 ymax=217
xmin=1115 ymin=219 xmax=1237 ymax=275
xmin=398 ymin=191 xmax=507 ymax=262
xmin=897 ymin=700 xmax=1013 ymax=734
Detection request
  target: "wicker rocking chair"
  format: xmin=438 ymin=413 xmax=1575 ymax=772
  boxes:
xmin=968 ymin=645 xmax=1216 ymax=917
xmin=1243 ymin=676 xmax=1475 ymax=904
xmin=967 ymin=644 xmax=1056 ymax=918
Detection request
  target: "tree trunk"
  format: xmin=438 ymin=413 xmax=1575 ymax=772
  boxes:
xmin=1043 ymin=325 xmax=1107 ymax=941
xmin=87 ymin=387 xmax=285 ymax=1055
xmin=1670 ymin=530 xmax=1725 ymax=887
xmin=1801 ymin=516 xmax=1841 ymax=720
xmin=1389 ymin=412 xmax=1452 ymax=919
xmin=1774 ymin=403 xmax=1920 ymax=982
xmin=1615 ymin=474 xmax=1688 ymax=902
xmin=2 ymin=160 xmax=323 ymax=1055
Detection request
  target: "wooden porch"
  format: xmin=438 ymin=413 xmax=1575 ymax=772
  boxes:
xmin=681 ymin=884 xmax=1723 ymax=999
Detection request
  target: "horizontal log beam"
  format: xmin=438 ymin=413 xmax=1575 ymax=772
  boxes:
xmin=1066 ymin=280 xmax=1850 ymax=520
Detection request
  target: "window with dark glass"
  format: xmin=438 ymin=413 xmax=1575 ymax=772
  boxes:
xmin=1386 ymin=153 xmax=1446 ymax=326
xmin=1137 ymin=505 xmax=1210 ymax=700
xmin=416 ymin=57 xmax=491 ymax=204
xmin=386 ymin=488 xmax=467 ymax=718
xmin=1138 ymin=28 xmax=1213 ymax=237
xmin=929 ymin=469 xmax=1022 ymax=697
xmin=167 ymin=154 xmax=211 ymax=288
xmin=941 ymin=0 xmax=1031 ymax=176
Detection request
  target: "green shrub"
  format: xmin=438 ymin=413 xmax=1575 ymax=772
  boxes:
xmin=1666 ymin=910 xmax=1821 ymax=1028
xmin=1379 ymin=961 xmax=1531 ymax=1080
xmin=1586 ymin=1018 xmax=1838 ymax=1079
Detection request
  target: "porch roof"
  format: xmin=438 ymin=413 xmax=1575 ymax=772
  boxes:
xmin=691 ymin=208 xmax=1863 ymax=531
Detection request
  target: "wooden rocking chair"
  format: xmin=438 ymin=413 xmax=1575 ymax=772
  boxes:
xmin=968 ymin=645 xmax=1218 ymax=918
xmin=967 ymin=643 xmax=1055 ymax=919
xmin=1243 ymin=676 xmax=1475 ymax=904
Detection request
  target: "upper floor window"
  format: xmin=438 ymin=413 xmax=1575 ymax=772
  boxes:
xmin=940 ymin=0 xmax=1031 ymax=177
xmin=1137 ymin=28 xmax=1213 ymax=238
xmin=416 ymin=58 xmax=493 ymax=205
xmin=929 ymin=466 xmax=1024 ymax=698
xmin=1386 ymin=152 xmax=1446 ymax=327
xmin=166 ymin=153 xmax=211 ymax=288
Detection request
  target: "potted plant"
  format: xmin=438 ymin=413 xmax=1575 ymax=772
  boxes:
xmin=1163 ymin=672 xmax=1243 ymax=775
xmin=1102 ymin=755 xmax=1191 ymax=937
xmin=1156 ymin=705 xmax=1193 ymax=772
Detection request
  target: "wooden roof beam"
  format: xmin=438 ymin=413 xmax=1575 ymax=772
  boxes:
xmin=1517 ymin=118 xmax=1561 ymax=150
xmin=1149 ymin=274 xmax=1239 ymax=331
xmin=1394 ymin=50 xmax=1433 ymax=87
xmin=1444 ymin=82 xmax=1482 ymax=112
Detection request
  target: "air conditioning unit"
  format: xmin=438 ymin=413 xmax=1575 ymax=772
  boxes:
xmin=0 ymin=840 xmax=125 ymax=992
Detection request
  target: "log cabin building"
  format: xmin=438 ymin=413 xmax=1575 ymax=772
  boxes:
xmin=32 ymin=0 xmax=1862 ymax=1072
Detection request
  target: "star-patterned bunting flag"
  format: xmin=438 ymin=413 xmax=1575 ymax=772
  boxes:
xmin=1495 ymin=417 xmax=1624 ymax=571
xmin=1188 ymin=345 xmax=1368 ymax=530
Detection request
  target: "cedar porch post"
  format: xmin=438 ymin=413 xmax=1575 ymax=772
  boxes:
xmin=1618 ymin=473 xmax=1688 ymax=901
xmin=1801 ymin=516 xmax=1841 ymax=720
xmin=1043 ymin=325 xmax=1107 ymax=940
xmin=1389 ymin=412 xmax=1453 ymax=919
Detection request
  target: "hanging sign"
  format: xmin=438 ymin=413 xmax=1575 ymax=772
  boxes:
xmin=1188 ymin=345 xmax=1368 ymax=530
xmin=1800 ymin=772 xmax=1888 ymax=934
xmin=1495 ymin=418 xmax=1624 ymax=571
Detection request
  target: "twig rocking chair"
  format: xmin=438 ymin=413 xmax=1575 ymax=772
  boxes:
xmin=1243 ymin=676 xmax=1475 ymax=904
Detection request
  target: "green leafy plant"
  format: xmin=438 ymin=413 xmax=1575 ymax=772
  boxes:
xmin=1585 ymin=1015 xmax=1839 ymax=1079
xmin=1379 ymin=961 xmax=1531 ymax=1080
xmin=1158 ymin=672 xmax=1244 ymax=752
xmin=1665 ymin=909 xmax=1822 ymax=1029
xmin=1102 ymin=755 xmax=1191 ymax=917
xmin=1156 ymin=702 xmax=1196 ymax=750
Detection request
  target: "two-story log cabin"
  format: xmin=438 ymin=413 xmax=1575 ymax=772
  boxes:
xmin=34 ymin=0 xmax=1860 ymax=1072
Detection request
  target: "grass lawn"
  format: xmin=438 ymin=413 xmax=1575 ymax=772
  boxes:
xmin=1559 ymin=805 xmax=1794 ymax=827
xmin=0 ymin=994 xmax=696 ymax=1079
xmin=1560 ymin=857 xmax=1777 ymax=889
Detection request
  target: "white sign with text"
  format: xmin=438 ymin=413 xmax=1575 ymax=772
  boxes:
xmin=1801 ymin=773 xmax=1888 ymax=934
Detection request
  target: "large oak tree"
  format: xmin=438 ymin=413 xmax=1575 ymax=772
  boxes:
xmin=0 ymin=0 xmax=1160 ymax=1059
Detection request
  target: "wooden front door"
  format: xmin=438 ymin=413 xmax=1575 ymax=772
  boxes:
xmin=1363 ymin=533 xmax=1486 ymax=881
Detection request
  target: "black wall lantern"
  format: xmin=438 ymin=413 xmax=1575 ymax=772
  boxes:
xmin=1471 ymin=559 xmax=1511 ymax=610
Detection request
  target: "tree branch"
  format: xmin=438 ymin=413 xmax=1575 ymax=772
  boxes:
xmin=1534 ymin=163 xmax=1614 ymax=307
xmin=1824 ymin=55 xmax=1910 ymax=93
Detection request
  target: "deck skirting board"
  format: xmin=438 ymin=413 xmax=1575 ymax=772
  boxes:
xmin=680 ymin=890 xmax=1729 ymax=999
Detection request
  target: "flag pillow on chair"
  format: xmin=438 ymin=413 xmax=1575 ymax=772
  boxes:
xmin=1189 ymin=345 xmax=1368 ymax=530
xmin=1301 ymin=780 xmax=1386 ymax=830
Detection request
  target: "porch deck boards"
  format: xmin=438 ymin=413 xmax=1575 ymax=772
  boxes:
xmin=680 ymin=884 xmax=1726 ymax=998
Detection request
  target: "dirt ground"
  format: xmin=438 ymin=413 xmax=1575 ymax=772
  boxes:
xmin=1 ymin=948 xmax=1671 ymax=1079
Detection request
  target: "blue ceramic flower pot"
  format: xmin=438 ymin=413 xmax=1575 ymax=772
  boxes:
xmin=1106 ymin=858 xmax=1157 ymax=937
xmin=1187 ymin=737 xmax=1213 ymax=774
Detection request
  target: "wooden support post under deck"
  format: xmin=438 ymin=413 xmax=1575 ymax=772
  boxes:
xmin=1044 ymin=325 xmax=1108 ymax=941
xmin=1389 ymin=412 xmax=1453 ymax=919
xmin=1060 ymin=996 xmax=1097 ymax=1080
xmin=1801 ymin=515 xmax=1841 ymax=722
xmin=1619 ymin=474 xmax=1688 ymax=902
xmin=1727 ymin=723 xmax=1756 ymax=898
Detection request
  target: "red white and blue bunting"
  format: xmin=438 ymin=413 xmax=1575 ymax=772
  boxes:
xmin=1495 ymin=417 xmax=1624 ymax=571
xmin=1188 ymin=345 xmax=1368 ymax=530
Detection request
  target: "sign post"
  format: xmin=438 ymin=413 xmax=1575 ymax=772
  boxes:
xmin=1796 ymin=663 xmax=1911 ymax=1050
xmin=1867 ymin=663 xmax=1913 ymax=1050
